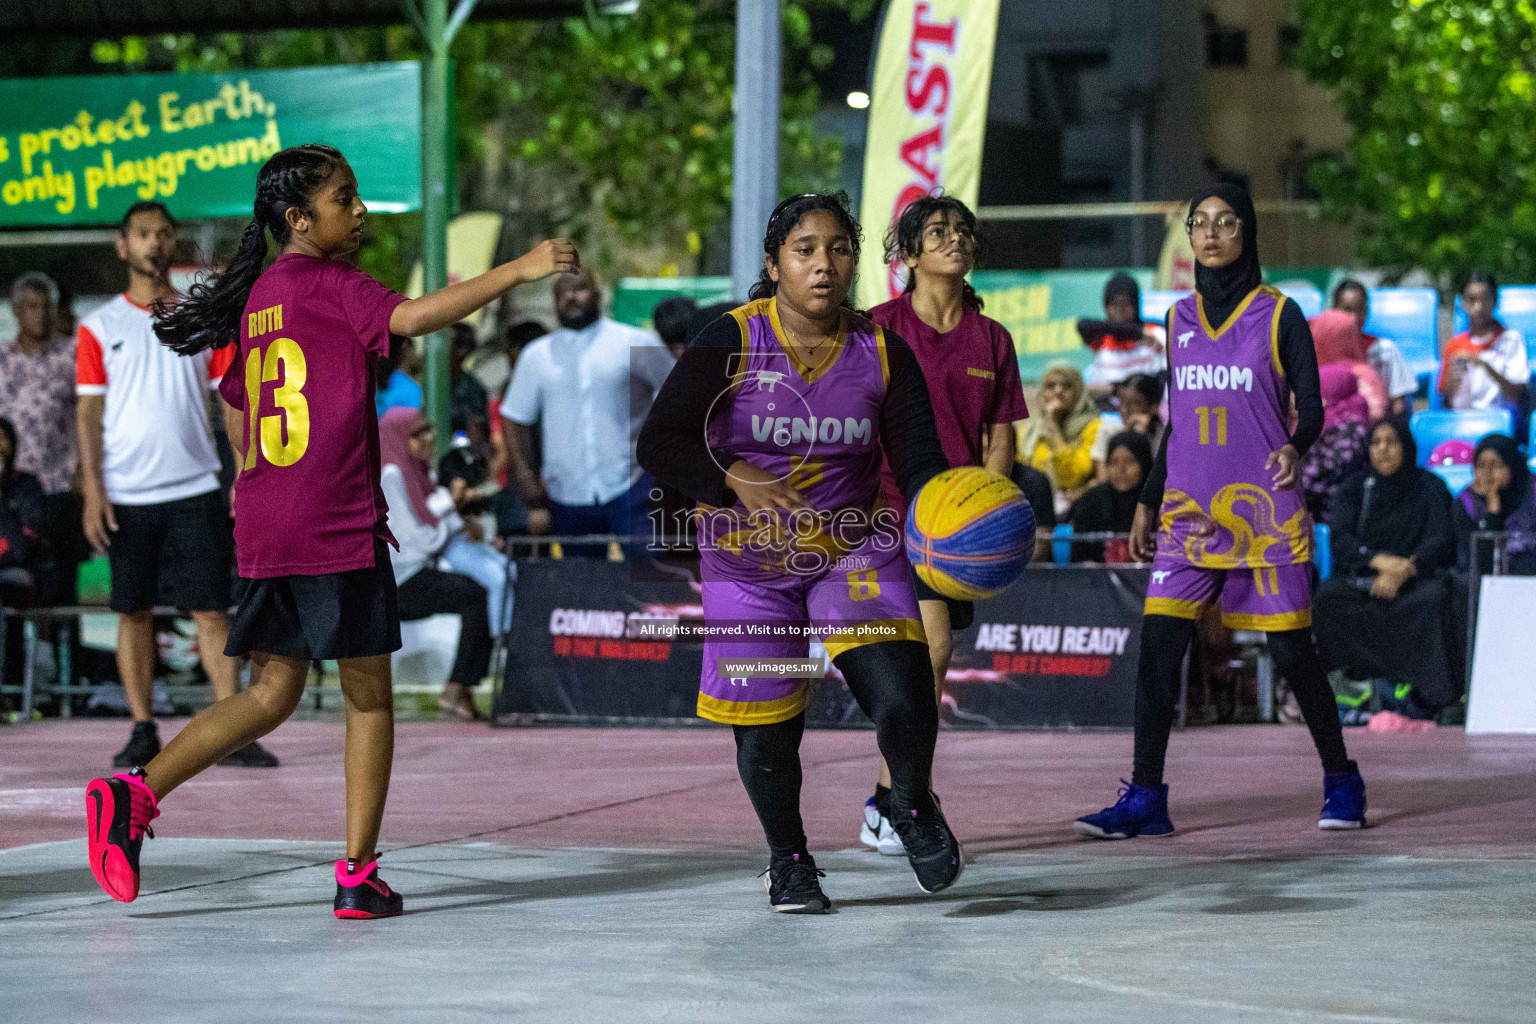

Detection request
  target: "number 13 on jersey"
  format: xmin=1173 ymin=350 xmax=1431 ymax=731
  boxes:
xmin=242 ymin=338 xmax=310 ymax=469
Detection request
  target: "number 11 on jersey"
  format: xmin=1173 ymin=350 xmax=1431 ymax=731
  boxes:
xmin=1195 ymin=405 xmax=1227 ymax=446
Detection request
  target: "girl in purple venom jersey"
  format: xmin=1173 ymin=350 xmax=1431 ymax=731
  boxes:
xmin=1075 ymin=185 xmax=1367 ymax=841
xmin=638 ymin=193 xmax=962 ymax=913
xmin=83 ymin=143 xmax=578 ymax=918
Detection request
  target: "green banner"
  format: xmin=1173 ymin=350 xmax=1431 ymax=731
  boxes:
xmin=611 ymin=276 xmax=735 ymax=329
xmin=972 ymin=269 xmax=1155 ymax=381
xmin=0 ymin=63 xmax=421 ymax=228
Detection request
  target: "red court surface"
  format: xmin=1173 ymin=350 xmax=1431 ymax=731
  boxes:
xmin=5 ymin=719 xmax=1534 ymax=859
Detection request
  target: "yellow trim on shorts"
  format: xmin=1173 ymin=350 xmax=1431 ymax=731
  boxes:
xmin=1144 ymin=597 xmax=1203 ymax=620
xmin=697 ymin=686 xmax=809 ymax=726
xmin=822 ymin=617 xmax=928 ymax=661
xmin=1222 ymin=609 xmax=1312 ymax=631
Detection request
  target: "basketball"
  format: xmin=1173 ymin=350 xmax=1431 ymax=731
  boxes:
xmin=905 ymin=467 xmax=1036 ymax=601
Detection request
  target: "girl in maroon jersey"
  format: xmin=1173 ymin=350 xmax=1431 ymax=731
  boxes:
xmin=84 ymin=143 xmax=577 ymax=918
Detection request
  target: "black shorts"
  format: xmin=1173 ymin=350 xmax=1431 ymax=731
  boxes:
xmin=913 ymin=576 xmax=975 ymax=632
xmin=107 ymin=489 xmax=232 ymax=614
xmin=225 ymin=539 xmax=401 ymax=661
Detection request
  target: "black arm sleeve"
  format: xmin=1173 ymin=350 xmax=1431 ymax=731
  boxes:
xmin=1278 ymin=300 xmax=1323 ymax=458
xmin=880 ymin=330 xmax=951 ymax=503
xmin=634 ymin=315 xmax=740 ymax=507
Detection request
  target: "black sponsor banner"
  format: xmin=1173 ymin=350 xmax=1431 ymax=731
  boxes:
xmin=944 ymin=566 xmax=1146 ymax=728
xmin=495 ymin=560 xmax=1145 ymax=729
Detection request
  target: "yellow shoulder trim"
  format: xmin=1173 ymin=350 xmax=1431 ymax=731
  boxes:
xmin=1268 ymin=289 xmax=1287 ymax=379
xmin=1196 ymin=286 xmax=1263 ymax=340
xmin=875 ymin=324 xmax=891 ymax=387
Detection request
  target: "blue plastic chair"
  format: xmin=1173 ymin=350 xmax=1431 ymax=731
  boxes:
xmin=1452 ymin=285 xmax=1536 ymax=366
xmin=1409 ymin=409 xmax=1513 ymax=467
xmin=1052 ymin=523 xmax=1074 ymax=565
xmin=1313 ymin=522 xmax=1331 ymax=582
xmin=1274 ymin=281 xmax=1323 ymax=318
xmin=1364 ymin=287 xmax=1440 ymax=392
xmin=1429 ymin=464 xmax=1474 ymax=495
xmin=1140 ymin=290 xmax=1188 ymax=325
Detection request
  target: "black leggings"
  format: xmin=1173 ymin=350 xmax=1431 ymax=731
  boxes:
xmin=395 ymin=567 xmax=491 ymax=687
xmin=1131 ymin=615 xmax=1351 ymax=789
xmin=733 ymin=640 xmax=938 ymax=861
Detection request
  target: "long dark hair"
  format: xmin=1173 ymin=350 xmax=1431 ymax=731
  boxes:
xmin=748 ymin=192 xmax=863 ymax=304
xmin=155 ymin=144 xmax=345 ymax=355
xmin=884 ymin=193 xmax=983 ymax=310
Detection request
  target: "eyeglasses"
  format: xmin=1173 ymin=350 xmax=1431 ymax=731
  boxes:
xmin=1185 ymin=213 xmax=1242 ymax=240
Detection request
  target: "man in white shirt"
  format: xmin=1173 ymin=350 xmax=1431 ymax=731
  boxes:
xmin=500 ymin=269 xmax=675 ymax=558
xmin=76 ymin=201 xmax=275 ymax=771
xmin=1332 ymin=280 xmax=1417 ymax=418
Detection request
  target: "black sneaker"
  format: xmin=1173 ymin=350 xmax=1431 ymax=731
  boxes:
xmin=220 ymin=741 xmax=280 ymax=768
xmin=890 ymin=795 xmax=964 ymax=894
xmin=761 ymin=852 xmax=831 ymax=914
xmin=333 ymin=859 xmax=404 ymax=919
xmin=112 ymin=721 xmax=161 ymax=769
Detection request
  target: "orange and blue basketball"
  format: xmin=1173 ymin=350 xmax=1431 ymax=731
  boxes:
xmin=905 ymin=467 xmax=1035 ymax=601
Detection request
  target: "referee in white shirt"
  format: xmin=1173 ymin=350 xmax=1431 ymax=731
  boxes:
xmin=500 ymin=269 xmax=675 ymax=559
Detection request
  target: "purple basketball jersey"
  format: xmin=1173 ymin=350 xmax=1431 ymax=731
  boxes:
xmin=698 ymin=297 xmax=900 ymax=570
xmin=1160 ymin=286 xmax=1312 ymax=569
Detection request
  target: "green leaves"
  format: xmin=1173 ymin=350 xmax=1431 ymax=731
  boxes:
xmin=1297 ymin=0 xmax=1536 ymax=282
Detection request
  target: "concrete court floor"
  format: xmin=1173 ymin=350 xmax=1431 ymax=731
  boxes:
xmin=2 ymin=720 xmax=1534 ymax=1023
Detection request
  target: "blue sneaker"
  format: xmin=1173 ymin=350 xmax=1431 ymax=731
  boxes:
xmin=1319 ymin=761 xmax=1367 ymax=830
xmin=1074 ymin=780 xmax=1174 ymax=840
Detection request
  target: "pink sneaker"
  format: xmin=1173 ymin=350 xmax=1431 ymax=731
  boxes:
xmin=1367 ymin=710 xmax=1436 ymax=733
xmin=332 ymin=859 xmax=404 ymax=919
xmin=85 ymin=770 xmax=159 ymax=902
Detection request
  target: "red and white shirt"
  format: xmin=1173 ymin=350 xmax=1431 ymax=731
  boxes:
xmin=76 ymin=294 xmax=234 ymax=506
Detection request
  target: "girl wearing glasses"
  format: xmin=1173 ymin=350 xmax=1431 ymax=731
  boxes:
xmin=1075 ymin=184 xmax=1367 ymax=840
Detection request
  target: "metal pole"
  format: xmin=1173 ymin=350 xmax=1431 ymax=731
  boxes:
xmin=422 ymin=0 xmax=453 ymax=455
xmin=730 ymin=0 xmax=781 ymax=303
xmin=1128 ymin=109 xmax=1146 ymax=266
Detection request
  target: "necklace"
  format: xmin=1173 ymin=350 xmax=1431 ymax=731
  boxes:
xmin=781 ymin=316 xmax=838 ymax=367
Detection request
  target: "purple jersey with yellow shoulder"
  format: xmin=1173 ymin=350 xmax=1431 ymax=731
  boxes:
xmin=693 ymin=297 xmax=923 ymax=726
xmin=1158 ymin=285 xmax=1312 ymax=570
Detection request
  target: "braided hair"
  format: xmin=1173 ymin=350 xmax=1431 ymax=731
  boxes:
xmin=154 ymin=144 xmax=344 ymax=355
xmin=748 ymin=191 xmax=863 ymax=304
xmin=883 ymin=193 xmax=983 ymax=311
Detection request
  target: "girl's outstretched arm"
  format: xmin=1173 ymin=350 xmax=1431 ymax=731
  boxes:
xmin=389 ymin=239 xmax=579 ymax=338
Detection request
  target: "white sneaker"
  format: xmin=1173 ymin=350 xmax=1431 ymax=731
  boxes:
xmin=876 ymin=816 xmax=906 ymax=856
xmin=859 ymin=799 xmax=883 ymax=849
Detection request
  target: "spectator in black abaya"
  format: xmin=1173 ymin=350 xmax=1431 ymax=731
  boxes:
xmin=1070 ymin=431 xmax=1151 ymax=563
xmin=1453 ymin=433 xmax=1536 ymax=575
xmin=1314 ymin=419 xmax=1461 ymax=718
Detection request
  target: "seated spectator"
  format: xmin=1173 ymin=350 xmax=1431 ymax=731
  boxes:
xmin=1314 ymin=419 xmax=1462 ymax=719
xmin=651 ymin=296 xmax=698 ymax=359
xmin=1300 ymin=363 xmax=1373 ymax=523
xmin=1114 ymin=373 xmax=1166 ymax=451
xmin=1069 ymin=431 xmax=1151 ymax=563
xmin=1454 ymin=433 xmax=1536 ymax=575
xmin=1332 ymin=279 xmax=1417 ymax=420
xmin=1440 ymin=271 xmax=1527 ymax=413
xmin=1079 ymin=272 xmax=1165 ymax=397
xmin=449 ymin=323 xmax=490 ymax=433
xmin=1016 ymin=364 xmax=1108 ymax=519
xmin=1008 ymin=459 xmax=1057 ymax=564
xmin=1309 ymin=309 xmax=1389 ymax=418
xmin=1 ymin=272 xmax=82 ymax=604
xmin=380 ymin=409 xmax=499 ymax=720
xmin=376 ymin=339 xmax=424 ymax=415
xmin=0 ymin=417 xmax=48 ymax=688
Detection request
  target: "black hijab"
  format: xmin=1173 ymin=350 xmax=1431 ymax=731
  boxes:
xmin=1366 ymin=417 xmax=1420 ymax=501
xmin=1189 ymin=184 xmax=1262 ymax=321
xmin=1473 ymin=433 xmax=1532 ymax=516
xmin=1103 ymin=272 xmax=1141 ymax=321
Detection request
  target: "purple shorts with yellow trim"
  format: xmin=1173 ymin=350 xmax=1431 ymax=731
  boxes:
xmin=1144 ymin=554 xmax=1312 ymax=631
xmin=697 ymin=532 xmax=924 ymax=726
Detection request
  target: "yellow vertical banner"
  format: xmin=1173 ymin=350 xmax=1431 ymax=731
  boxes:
xmin=856 ymin=0 xmax=1002 ymax=310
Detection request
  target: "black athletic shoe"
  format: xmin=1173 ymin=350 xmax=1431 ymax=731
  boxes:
xmin=333 ymin=859 xmax=404 ymax=920
xmin=890 ymin=796 xmax=964 ymax=894
xmin=761 ymin=852 xmax=831 ymax=914
xmin=220 ymin=742 xmax=280 ymax=768
xmin=112 ymin=721 xmax=161 ymax=769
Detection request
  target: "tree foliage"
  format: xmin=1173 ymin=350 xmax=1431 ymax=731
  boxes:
xmin=1297 ymin=0 xmax=1536 ymax=283
xmin=149 ymin=1 xmax=869 ymax=285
